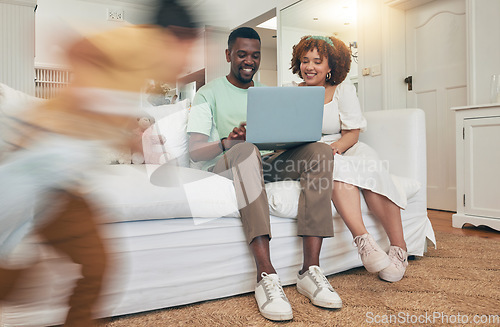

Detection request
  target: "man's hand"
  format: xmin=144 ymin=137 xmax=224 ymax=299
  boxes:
xmin=228 ymin=122 xmax=246 ymax=140
xmin=223 ymin=122 xmax=246 ymax=150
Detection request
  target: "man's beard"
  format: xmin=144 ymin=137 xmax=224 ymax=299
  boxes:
xmin=236 ymin=73 xmax=253 ymax=84
xmin=235 ymin=66 xmax=255 ymax=84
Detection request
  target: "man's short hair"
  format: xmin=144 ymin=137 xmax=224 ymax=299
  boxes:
xmin=228 ymin=27 xmax=261 ymax=50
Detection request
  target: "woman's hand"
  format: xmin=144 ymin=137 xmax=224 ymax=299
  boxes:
xmin=330 ymin=142 xmax=341 ymax=155
xmin=330 ymin=129 xmax=361 ymax=155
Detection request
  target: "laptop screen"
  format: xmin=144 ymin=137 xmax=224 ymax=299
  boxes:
xmin=246 ymin=86 xmax=325 ymax=150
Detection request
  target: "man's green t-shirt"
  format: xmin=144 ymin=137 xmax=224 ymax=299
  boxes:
xmin=187 ymin=76 xmax=263 ymax=170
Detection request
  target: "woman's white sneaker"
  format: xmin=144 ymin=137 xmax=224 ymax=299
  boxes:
xmin=379 ymin=246 xmax=408 ymax=282
xmin=353 ymin=233 xmax=391 ymax=273
xmin=296 ymin=265 xmax=342 ymax=309
xmin=254 ymin=272 xmax=293 ymax=321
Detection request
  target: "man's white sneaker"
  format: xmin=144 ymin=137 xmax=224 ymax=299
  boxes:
xmin=296 ymin=265 xmax=342 ymax=309
xmin=379 ymin=246 xmax=408 ymax=282
xmin=353 ymin=233 xmax=391 ymax=273
xmin=254 ymin=272 xmax=293 ymax=321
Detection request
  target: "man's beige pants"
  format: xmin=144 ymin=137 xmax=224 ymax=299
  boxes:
xmin=212 ymin=142 xmax=335 ymax=244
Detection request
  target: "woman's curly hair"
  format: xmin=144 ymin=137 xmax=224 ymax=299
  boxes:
xmin=290 ymin=35 xmax=351 ymax=85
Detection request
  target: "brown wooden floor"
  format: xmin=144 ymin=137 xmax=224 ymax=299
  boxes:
xmin=427 ymin=209 xmax=500 ymax=240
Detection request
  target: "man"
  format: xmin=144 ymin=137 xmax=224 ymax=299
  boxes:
xmin=187 ymin=27 xmax=341 ymax=321
xmin=0 ymin=1 xmax=198 ymax=326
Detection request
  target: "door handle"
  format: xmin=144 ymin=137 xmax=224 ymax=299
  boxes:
xmin=404 ymin=76 xmax=413 ymax=91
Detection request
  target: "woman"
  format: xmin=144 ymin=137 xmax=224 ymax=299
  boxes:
xmin=290 ymin=35 xmax=408 ymax=282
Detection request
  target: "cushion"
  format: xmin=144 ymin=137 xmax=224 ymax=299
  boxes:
xmin=86 ymin=163 xmax=421 ymax=223
xmin=0 ymin=84 xmax=45 ymax=156
xmin=86 ymin=165 xmax=239 ymax=223
xmin=0 ymin=83 xmax=135 ymax=165
xmin=0 ymin=83 xmax=43 ymax=116
xmin=144 ymin=100 xmax=190 ymax=167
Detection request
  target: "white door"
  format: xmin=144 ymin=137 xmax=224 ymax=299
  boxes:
xmin=405 ymin=0 xmax=466 ymax=211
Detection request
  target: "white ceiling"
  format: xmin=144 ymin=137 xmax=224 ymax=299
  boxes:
xmin=123 ymin=0 xmax=357 ymax=50
xmin=248 ymin=0 xmax=357 ymax=50
xmin=254 ymin=27 xmax=278 ymax=50
xmin=279 ymin=0 xmax=357 ymax=40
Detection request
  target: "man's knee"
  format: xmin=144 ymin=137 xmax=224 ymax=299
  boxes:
xmin=304 ymin=142 xmax=334 ymax=159
xmin=231 ymin=142 xmax=260 ymax=157
xmin=300 ymin=143 xmax=334 ymax=169
xmin=301 ymin=143 xmax=334 ymax=178
xmin=227 ymin=142 xmax=261 ymax=166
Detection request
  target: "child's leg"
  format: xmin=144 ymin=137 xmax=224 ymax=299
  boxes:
xmin=38 ymin=191 xmax=108 ymax=327
xmin=0 ymin=267 xmax=25 ymax=300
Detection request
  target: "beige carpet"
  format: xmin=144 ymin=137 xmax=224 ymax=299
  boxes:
xmin=102 ymin=232 xmax=500 ymax=327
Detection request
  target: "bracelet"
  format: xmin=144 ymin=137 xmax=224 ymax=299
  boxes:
xmin=220 ymin=137 xmax=227 ymax=151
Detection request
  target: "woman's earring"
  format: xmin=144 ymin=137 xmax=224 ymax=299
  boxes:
xmin=326 ymin=72 xmax=331 ymax=81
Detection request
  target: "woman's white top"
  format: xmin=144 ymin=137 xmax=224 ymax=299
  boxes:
xmin=321 ymin=81 xmax=366 ymax=136
xmin=290 ymin=80 xmax=407 ymax=209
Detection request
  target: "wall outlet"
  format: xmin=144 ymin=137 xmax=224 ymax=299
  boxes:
xmin=370 ymin=64 xmax=381 ymax=76
xmin=362 ymin=67 xmax=370 ymax=76
xmin=107 ymin=8 xmax=124 ymax=21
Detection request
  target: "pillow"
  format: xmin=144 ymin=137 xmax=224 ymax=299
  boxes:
xmin=0 ymin=83 xmax=134 ymax=165
xmin=144 ymin=100 xmax=189 ymax=167
xmin=0 ymin=84 xmax=45 ymax=157
xmin=0 ymin=83 xmax=44 ymax=116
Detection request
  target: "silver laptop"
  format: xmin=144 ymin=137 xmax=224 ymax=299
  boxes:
xmin=246 ymin=86 xmax=325 ymax=150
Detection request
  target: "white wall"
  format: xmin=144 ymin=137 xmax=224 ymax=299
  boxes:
xmin=357 ymin=0 xmax=384 ymax=112
xmin=0 ymin=0 xmax=37 ymax=95
xmin=35 ymin=0 xmax=152 ymax=67
xmin=259 ymin=45 xmax=278 ymax=86
xmin=187 ymin=0 xmax=278 ymax=30
xmin=34 ymin=0 xmax=500 ymax=104
xmin=225 ymin=0 xmax=278 ymax=30
xmin=467 ymin=0 xmax=500 ymax=105
xmin=34 ymin=0 xmax=279 ymax=71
